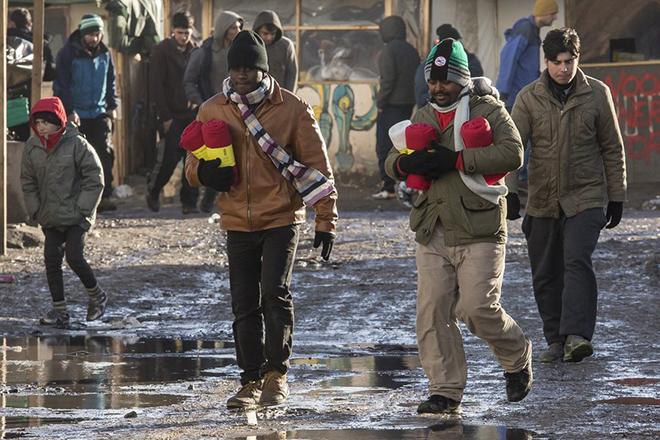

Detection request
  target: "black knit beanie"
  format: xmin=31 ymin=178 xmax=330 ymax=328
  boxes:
xmin=32 ymin=111 xmax=62 ymax=127
xmin=227 ymin=30 xmax=269 ymax=72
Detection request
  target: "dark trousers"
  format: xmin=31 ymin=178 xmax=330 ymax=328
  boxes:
xmin=43 ymin=225 xmax=97 ymax=303
xmin=522 ymin=208 xmax=607 ymax=344
xmin=147 ymin=117 xmax=199 ymax=207
xmin=79 ymin=115 xmax=114 ymax=199
xmin=226 ymin=225 xmax=299 ymax=385
xmin=376 ymin=105 xmax=413 ymax=193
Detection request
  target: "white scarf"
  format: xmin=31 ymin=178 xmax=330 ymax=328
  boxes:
xmin=431 ymin=86 xmax=507 ymax=205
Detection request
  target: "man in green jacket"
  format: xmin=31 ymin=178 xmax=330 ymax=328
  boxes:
xmin=506 ymin=28 xmax=627 ymax=364
xmin=385 ymin=39 xmax=532 ymax=414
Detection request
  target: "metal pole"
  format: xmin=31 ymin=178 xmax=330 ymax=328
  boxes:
xmin=1 ymin=0 xmax=8 ymax=255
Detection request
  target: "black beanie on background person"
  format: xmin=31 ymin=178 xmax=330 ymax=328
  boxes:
xmin=436 ymin=24 xmax=462 ymax=41
xmin=32 ymin=111 xmax=62 ymax=127
xmin=227 ymin=30 xmax=269 ymax=72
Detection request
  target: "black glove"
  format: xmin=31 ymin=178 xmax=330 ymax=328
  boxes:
xmin=398 ymin=150 xmax=436 ymax=175
xmin=197 ymin=158 xmax=234 ymax=192
xmin=605 ymin=201 xmax=623 ymax=229
xmin=313 ymin=231 xmax=335 ymax=261
xmin=506 ymin=193 xmax=522 ymax=220
xmin=422 ymin=141 xmax=460 ymax=179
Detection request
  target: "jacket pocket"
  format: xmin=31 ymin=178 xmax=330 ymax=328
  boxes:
xmin=531 ymin=112 xmax=553 ymax=157
xmin=576 ymin=110 xmax=598 ymax=146
xmin=456 ymin=195 xmax=501 ymax=238
xmin=409 ymin=193 xmax=429 ymax=232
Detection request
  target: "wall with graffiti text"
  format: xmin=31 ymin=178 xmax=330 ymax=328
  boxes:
xmin=583 ymin=63 xmax=660 ymax=184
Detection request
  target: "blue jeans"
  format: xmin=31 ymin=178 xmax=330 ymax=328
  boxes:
xmin=376 ymin=106 xmax=413 ymax=193
xmin=226 ymin=225 xmax=299 ymax=384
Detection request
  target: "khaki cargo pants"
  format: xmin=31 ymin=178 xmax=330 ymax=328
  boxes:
xmin=416 ymin=224 xmax=531 ymax=402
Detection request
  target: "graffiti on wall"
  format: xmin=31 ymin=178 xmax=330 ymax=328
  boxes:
xmin=603 ymin=69 xmax=659 ymax=163
xmin=300 ymin=84 xmax=378 ymax=173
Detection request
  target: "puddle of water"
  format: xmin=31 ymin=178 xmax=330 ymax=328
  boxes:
xmin=0 ymin=336 xmax=234 ymax=412
xmin=294 ymin=355 xmax=421 ymax=391
xmin=238 ymin=424 xmax=534 ymax=440
xmin=598 ymin=397 xmax=660 ymax=405
xmin=610 ymin=378 xmax=660 ymax=386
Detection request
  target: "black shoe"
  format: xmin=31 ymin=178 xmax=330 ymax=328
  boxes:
xmin=87 ymin=291 xmax=108 ymax=321
xmin=97 ymin=199 xmax=117 ymax=212
xmin=417 ymin=395 xmax=461 ymax=414
xmin=182 ymin=204 xmax=199 ymax=215
xmin=40 ymin=309 xmax=71 ymax=328
xmin=200 ymin=190 xmax=217 ymax=213
xmin=539 ymin=342 xmax=564 ymax=363
xmin=146 ymin=192 xmax=160 ymax=212
xmin=504 ymin=362 xmax=533 ymax=402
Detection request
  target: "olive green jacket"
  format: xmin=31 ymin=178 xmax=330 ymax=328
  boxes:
xmin=506 ymin=68 xmax=627 ymax=218
xmin=21 ymin=122 xmax=104 ymax=231
xmin=385 ymin=94 xmax=524 ymax=246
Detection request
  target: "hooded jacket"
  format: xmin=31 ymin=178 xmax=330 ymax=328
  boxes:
xmin=54 ymin=29 xmax=119 ymax=119
xmin=376 ymin=15 xmax=420 ymax=109
xmin=183 ymin=11 xmax=243 ymax=104
xmin=506 ymin=68 xmax=627 ymax=218
xmin=21 ymin=97 xmax=104 ymax=230
xmin=252 ymin=10 xmax=298 ymax=92
xmin=150 ymin=36 xmax=198 ymax=121
xmin=496 ymin=16 xmax=541 ymax=110
xmin=6 ymin=26 xmax=56 ymax=82
xmin=184 ymin=78 xmax=338 ymax=234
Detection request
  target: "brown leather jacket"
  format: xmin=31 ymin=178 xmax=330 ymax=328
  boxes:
xmin=507 ymin=68 xmax=627 ymax=218
xmin=185 ymin=79 xmax=338 ymax=233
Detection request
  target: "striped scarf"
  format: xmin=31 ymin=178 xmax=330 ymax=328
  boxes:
xmin=223 ymin=75 xmax=335 ymax=206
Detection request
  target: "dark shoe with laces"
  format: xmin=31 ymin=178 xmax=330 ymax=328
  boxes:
xmin=563 ymin=335 xmax=593 ymax=363
xmin=539 ymin=342 xmax=564 ymax=363
xmin=505 ymin=362 xmax=533 ymax=402
xmin=226 ymin=379 xmax=263 ymax=409
xmin=87 ymin=291 xmax=108 ymax=322
xmin=417 ymin=395 xmax=461 ymax=414
xmin=40 ymin=309 xmax=71 ymax=329
xmin=181 ymin=204 xmax=199 ymax=215
xmin=146 ymin=192 xmax=160 ymax=212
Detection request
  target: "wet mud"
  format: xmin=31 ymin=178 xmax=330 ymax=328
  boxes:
xmin=0 ymin=188 xmax=659 ymax=439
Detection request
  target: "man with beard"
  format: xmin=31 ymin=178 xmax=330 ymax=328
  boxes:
xmin=184 ymin=30 xmax=337 ymax=408
xmin=146 ymin=11 xmax=201 ymax=214
xmin=55 ymin=14 xmax=119 ymax=212
xmin=385 ymin=39 xmax=532 ymax=414
xmin=506 ymin=28 xmax=626 ymax=364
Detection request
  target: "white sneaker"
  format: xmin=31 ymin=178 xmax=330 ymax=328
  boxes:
xmin=371 ymin=190 xmax=396 ymax=200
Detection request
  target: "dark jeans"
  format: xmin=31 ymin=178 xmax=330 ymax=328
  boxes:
xmin=43 ymin=225 xmax=97 ymax=303
xmin=79 ymin=115 xmax=114 ymax=199
xmin=226 ymin=225 xmax=299 ymax=385
xmin=522 ymin=208 xmax=607 ymax=344
xmin=376 ymin=105 xmax=413 ymax=193
xmin=147 ymin=117 xmax=199 ymax=207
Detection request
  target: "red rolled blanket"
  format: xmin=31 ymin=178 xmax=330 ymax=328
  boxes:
xmin=179 ymin=120 xmax=204 ymax=151
xmin=404 ymin=123 xmax=437 ymax=191
xmin=460 ymin=117 xmax=507 ymax=185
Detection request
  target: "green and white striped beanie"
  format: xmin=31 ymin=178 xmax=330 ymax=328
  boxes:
xmin=424 ymin=38 xmax=470 ymax=86
xmin=79 ymin=14 xmax=104 ymax=36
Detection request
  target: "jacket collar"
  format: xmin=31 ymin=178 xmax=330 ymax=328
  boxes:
xmin=534 ymin=68 xmax=593 ymax=109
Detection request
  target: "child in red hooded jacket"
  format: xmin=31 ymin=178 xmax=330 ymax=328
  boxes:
xmin=20 ymin=97 xmax=108 ymax=328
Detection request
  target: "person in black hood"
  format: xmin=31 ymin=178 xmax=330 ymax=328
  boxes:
xmin=373 ymin=15 xmax=420 ymax=200
xmin=252 ymin=10 xmax=298 ymax=92
xmin=6 ymin=8 xmax=57 ymax=141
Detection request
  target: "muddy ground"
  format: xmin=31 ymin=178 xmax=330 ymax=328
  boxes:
xmin=0 ymin=174 xmax=658 ymax=439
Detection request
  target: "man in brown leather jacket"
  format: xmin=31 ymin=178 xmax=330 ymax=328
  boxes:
xmin=506 ymin=28 xmax=627 ymax=364
xmin=184 ymin=31 xmax=338 ymax=409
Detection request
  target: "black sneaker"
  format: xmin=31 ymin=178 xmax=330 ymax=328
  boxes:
xmin=181 ymin=204 xmax=199 ymax=215
xmin=146 ymin=192 xmax=160 ymax=212
xmin=87 ymin=291 xmax=108 ymax=321
xmin=539 ymin=342 xmax=564 ymax=363
xmin=40 ymin=309 xmax=71 ymax=328
xmin=417 ymin=395 xmax=461 ymax=414
xmin=504 ymin=362 xmax=533 ymax=402
xmin=97 ymin=199 xmax=117 ymax=212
